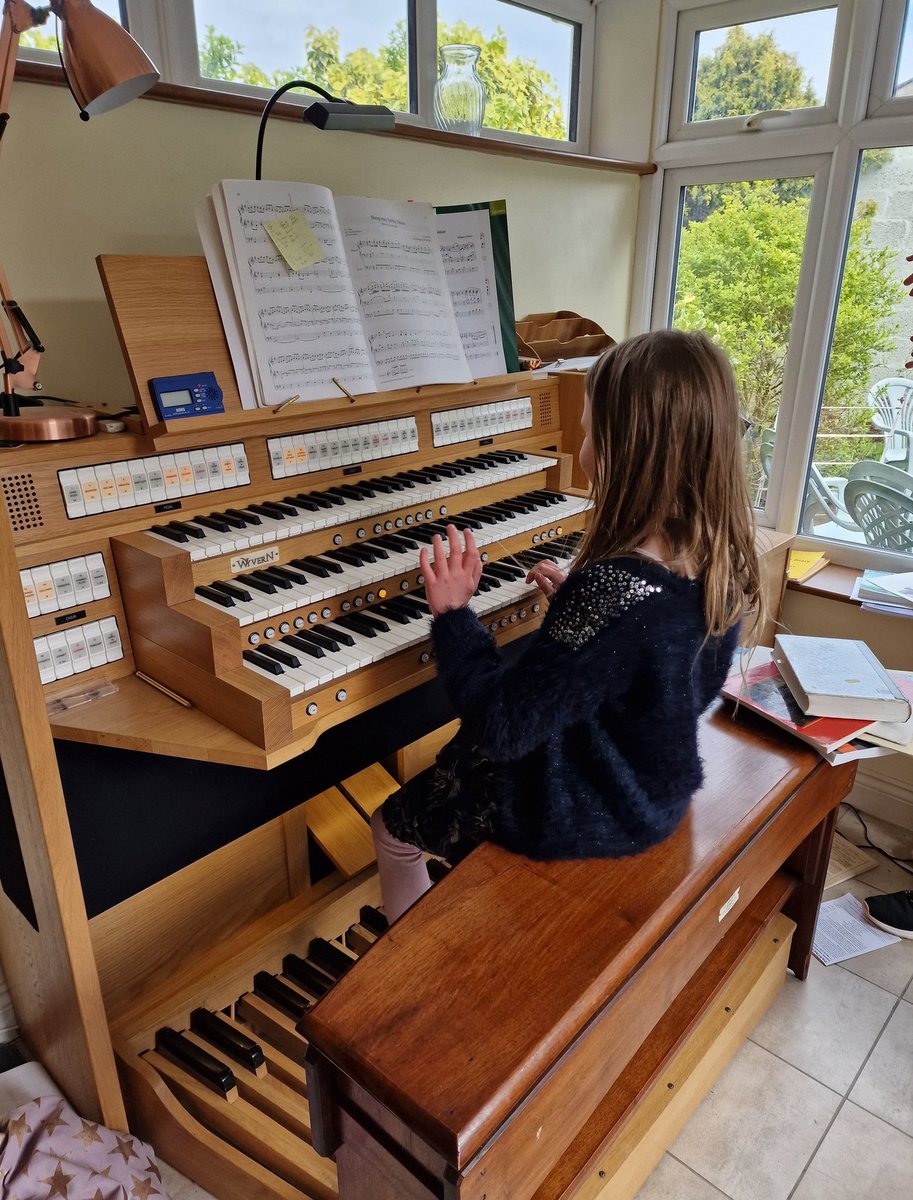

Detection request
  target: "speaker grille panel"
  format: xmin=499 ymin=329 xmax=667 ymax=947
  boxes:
xmin=539 ymin=393 xmax=553 ymax=427
xmin=2 ymin=473 xmax=44 ymax=533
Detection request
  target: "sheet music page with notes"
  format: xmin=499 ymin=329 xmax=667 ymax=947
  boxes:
xmin=215 ymin=180 xmax=376 ymax=405
xmin=334 ymin=195 xmax=472 ymax=390
xmin=201 ymin=181 xmax=483 ymax=407
xmin=435 ymin=206 xmax=507 ymax=379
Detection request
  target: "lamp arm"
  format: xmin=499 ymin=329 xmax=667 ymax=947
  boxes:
xmin=255 ymin=79 xmax=342 ymax=180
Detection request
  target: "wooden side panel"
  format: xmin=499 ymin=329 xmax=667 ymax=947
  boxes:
xmin=0 ymin=500 xmax=125 ymax=1126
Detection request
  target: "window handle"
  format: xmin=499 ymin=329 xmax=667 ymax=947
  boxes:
xmin=742 ymin=109 xmax=793 ymax=130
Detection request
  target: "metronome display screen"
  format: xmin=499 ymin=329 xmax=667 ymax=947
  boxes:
xmin=160 ymin=389 xmax=193 ymax=409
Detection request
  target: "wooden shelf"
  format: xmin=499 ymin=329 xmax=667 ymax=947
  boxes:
xmin=786 ymin=564 xmax=863 ymax=605
xmin=16 ymin=61 xmax=656 ymax=177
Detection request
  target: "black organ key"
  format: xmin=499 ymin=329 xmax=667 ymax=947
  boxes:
xmin=243 ymin=649 xmax=284 ymax=674
xmin=316 ymin=490 xmax=346 ymax=507
xmin=305 ymin=491 xmax=336 ymax=509
xmin=247 ymin=502 xmax=287 ymax=520
xmin=308 ymin=555 xmax=345 ymax=575
xmin=290 ymin=556 xmax=331 ymax=578
xmin=257 ymin=644 xmax=301 ymax=668
xmin=241 ymin=574 xmax=277 ymax=595
xmin=387 ymin=474 xmax=416 ymax=489
xmin=211 ymin=580 xmax=253 ymax=601
xmin=371 ymin=603 xmax=411 ymax=624
xmin=168 ymin=520 xmax=206 ymax=539
xmin=255 ymin=569 xmax=294 ymax=589
xmin=193 ymin=514 xmax=231 ymax=533
xmin=253 ymin=971 xmax=311 ymax=1020
xmin=329 ymin=547 xmax=370 ymax=567
xmin=308 ymin=937 xmax=355 ymax=979
xmin=280 ymin=494 xmax=317 ymax=512
xmin=155 ymin=1027 xmax=236 ymax=1094
xmin=224 ymin=507 xmax=261 ymax=526
xmin=282 ymin=634 xmax=326 ymax=659
xmin=282 ymin=954 xmax=335 ymax=998
xmin=190 ymin=1008 xmax=265 ymax=1072
xmin=335 ymin=614 xmax=377 ymax=638
xmin=316 ymin=622 xmax=355 ymax=647
xmin=360 ymin=541 xmax=388 ymax=560
xmin=270 ymin=565 xmax=310 ymax=584
xmin=212 ymin=510 xmax=248 ymax=529
xmin=289 ymin=628 xmax=338 ymax=652
xmin=195 ymin=585 xmax=234 ymax=607
xmin=353 ymin=611 xmax=390 ymax=633
xmin=151 ymin=524 xmax=188 ymax=543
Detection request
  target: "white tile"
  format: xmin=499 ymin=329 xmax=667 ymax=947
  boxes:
xmin=635 ymin=1154 xmax=730 ymax=1199
xmin=669 ymin=1040 xmax=840 ymax=1200
xmin=158 ymin=1160 xmax=217 ymax=1200
xmin=749 ymin=956 xmax=896 ymax=1093
xmin=850 ymin=999 xmax=913 ymax=1136
xmin=793 ymin=1101 xmax=913 ymax=1200
xmin=858 ymin=857 xmax=913 ymax=893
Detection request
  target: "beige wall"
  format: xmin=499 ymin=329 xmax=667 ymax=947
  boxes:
xmin=1 ymin=81 xmax=639 ymax=412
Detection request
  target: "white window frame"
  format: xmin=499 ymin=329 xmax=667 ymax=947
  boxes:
xmin=663 ymin=0 xmax=854 ymax=145
xmin=868 ymin=0 xmax=913 ymax=117
xmin=67 ymin=0 xmax=594 ymax=154
xmin=640 ymin=0 xmax=913 ymax=570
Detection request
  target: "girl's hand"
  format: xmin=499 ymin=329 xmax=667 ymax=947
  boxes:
xmin=526 ymin=559 xmax=567 ymax=603
xmin=420 ymin=525 xmax=483 ymax=616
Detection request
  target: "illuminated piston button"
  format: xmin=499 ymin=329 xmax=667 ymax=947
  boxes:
xmin=294 ymin=616 xmax=305 ymax=629
xmin=264 ymin=626 xmax=276 ymax=639
xmin=308 ymin=612 xmax=319 ymax=624
xmin=306 ymin=703 xmax=318 ymax=716
xmin=279 ymin=621 xmax=290 ymax=634
xmin=248 ymin=632 xmax=261 ymax=645
xmin=321 ymin=607 xmax=331 ymax=619
xmin=353 ymin=596 xmax=364 ymax=608
xmin=333 ymin=534 xmax=344 ymax=545
xmin=335 ymin=689 xmax=348 ymax=703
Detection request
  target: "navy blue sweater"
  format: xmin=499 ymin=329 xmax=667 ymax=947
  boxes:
xmin=430 ymin=557 xmax=739 ymax=860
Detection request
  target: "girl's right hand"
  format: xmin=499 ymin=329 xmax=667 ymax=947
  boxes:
xmin=526 ymin=560 xmax=567 ymax=602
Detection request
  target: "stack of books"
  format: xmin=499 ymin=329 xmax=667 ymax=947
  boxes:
xmin=787 ymin=549 xmax=829 ymax=583
xmin=851 ymin=569 xmax=913 ymax=617
xmin=723 ymin=637 xmax=913 ymax=764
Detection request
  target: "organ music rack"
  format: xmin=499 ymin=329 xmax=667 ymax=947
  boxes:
xmin=0 ymin=254 xmax=816 ymax=1200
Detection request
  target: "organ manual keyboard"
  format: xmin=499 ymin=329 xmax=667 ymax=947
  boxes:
xmin=0 ymin=254 xmax=815 ymax=1200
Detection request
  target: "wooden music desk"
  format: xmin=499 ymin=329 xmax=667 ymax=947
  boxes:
xmin=303 ymin=704 xmax=854 ymax=1200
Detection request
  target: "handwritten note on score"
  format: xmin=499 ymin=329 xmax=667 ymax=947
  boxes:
xmin=263 ymin=209 xmax=326 ymax=272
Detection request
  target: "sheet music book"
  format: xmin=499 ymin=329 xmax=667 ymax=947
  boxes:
xmin=197 ymin=180 xmax=511 ymax=408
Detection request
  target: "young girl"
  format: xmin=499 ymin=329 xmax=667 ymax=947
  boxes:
xmin=371 ymin=330 xmax=763 ymax=922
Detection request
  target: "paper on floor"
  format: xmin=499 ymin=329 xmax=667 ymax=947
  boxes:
xmin=813 ymin=893 xmax=900 ymax=965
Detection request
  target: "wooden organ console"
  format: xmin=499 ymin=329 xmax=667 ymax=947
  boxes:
xmin=0 ymin=255 xmax=850 ymax=1200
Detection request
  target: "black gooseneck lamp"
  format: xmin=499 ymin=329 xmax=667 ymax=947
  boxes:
xmin=255 ymin=79 xmax=395 ymax=180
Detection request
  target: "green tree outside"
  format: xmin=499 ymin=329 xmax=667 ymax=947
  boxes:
xmin=675 ymin=28 xmax=902 ymax=486
xmin=197 ymin=19 xmax=566 ymax=140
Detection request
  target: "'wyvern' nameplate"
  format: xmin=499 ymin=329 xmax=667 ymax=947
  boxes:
xmin=231 ymin=547 xmax=280 ymax=574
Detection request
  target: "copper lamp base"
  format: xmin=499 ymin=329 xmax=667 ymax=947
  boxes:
xmin=0 ymin=410 xmax=98 ymax=442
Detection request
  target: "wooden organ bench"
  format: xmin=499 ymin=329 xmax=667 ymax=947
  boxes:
xmin=0 ymin=254 xmax=843 ymax=1200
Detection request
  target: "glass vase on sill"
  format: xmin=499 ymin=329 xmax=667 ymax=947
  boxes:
xmin=432 ymin=43 xmax=487 ymax=136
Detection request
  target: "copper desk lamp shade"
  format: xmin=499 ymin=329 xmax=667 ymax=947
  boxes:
xmin=0 ymin=0 xmax=159 ymax=441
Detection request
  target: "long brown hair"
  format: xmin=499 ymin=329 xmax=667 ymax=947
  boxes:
xmin=574 ymin=330 xmax=763 ymax=639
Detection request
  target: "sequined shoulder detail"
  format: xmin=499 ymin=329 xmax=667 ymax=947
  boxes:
xmin=548 ymin=563 xmax=664 ymax=650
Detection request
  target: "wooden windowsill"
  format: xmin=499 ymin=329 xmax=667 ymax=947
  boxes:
xmin=786 ymin=564 xmax=863 ymax=604
xmin=15 ymin=61 xmax=656 ymax=176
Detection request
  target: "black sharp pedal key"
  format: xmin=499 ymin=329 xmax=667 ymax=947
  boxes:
xmin=190 ymin=1008 xmax=265 ymax=1071
xmin=154 ymin=1026 xmax=237 ymax=1094
xmin=308 ymin=937 xmax=355 ymax=979
xmin=253 ymin=971 xmax=311 ymax=1019
xmin=282 ymin=953 xmax=335 ymax=998
xmin=150 ymin=524 xmax=187 ymax=543
xmin=359 ymin=905 xmax=389 ymax=935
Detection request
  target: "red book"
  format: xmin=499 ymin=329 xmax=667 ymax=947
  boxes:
xmin=722 ymin=660 xmax=876 ymax=756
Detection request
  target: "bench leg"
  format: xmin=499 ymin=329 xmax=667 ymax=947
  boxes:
xmin=782 ymin=805 xmax=839 ymax=980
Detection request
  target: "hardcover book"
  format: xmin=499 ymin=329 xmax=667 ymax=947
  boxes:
xmin=722 ymin=660 xmax=876 ymax=756
xmin=772 ymin=635 xmax=911 ymax=722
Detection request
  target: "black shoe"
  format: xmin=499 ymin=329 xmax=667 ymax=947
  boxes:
xmin=863 ymin=890 xmax=913 ymax=939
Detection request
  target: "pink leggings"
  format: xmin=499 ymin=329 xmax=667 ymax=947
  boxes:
xmin=370 ymin=807 xmax=433 ymax=924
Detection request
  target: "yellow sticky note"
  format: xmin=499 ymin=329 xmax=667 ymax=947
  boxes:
xmin=263 ymin=210 xmax=325 ymax=271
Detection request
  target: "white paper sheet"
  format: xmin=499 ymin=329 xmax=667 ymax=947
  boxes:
xmin=435 ymin=207 xmax=506 ymax=379
xmin=219 ymin=179 xmax=376 ymax=405
xmin=336 ymin=195 xmax=472 ymax=390
xmin=812 ymin=893 xmax=900 ymax=965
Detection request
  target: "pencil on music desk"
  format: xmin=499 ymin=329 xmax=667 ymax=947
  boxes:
xmin=135 ymin=671 xmax=192 ymax=708
xmin=332 ymin=377 xmax=357 ymax=403
xmin=273 ymin=393 xmax=300 ymax=415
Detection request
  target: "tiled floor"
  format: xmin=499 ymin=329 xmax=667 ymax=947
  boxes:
xmin=155 ymin=807 xmax=913 ymax=1200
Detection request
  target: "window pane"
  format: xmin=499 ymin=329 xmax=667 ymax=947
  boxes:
xmin=690 ymin=9 xmax=837 ymax=122
xmin=801 ymin=148 xmax=913 ymax=556
xmin=437 ymin=0 xmax=578 ymax=140
xmin=194 ymin=0 xmax=411 ymax=112
xmin=896 ymin=1 xmax=913 ymax=97
xmin=20 ymin=1 xmax=123 ymax=51
xmin=671 ymin=177 xmax=815 ymax=504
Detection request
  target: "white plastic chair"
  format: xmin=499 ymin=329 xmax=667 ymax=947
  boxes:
xmin=867 ymin=377 xmax=913 ymax=466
